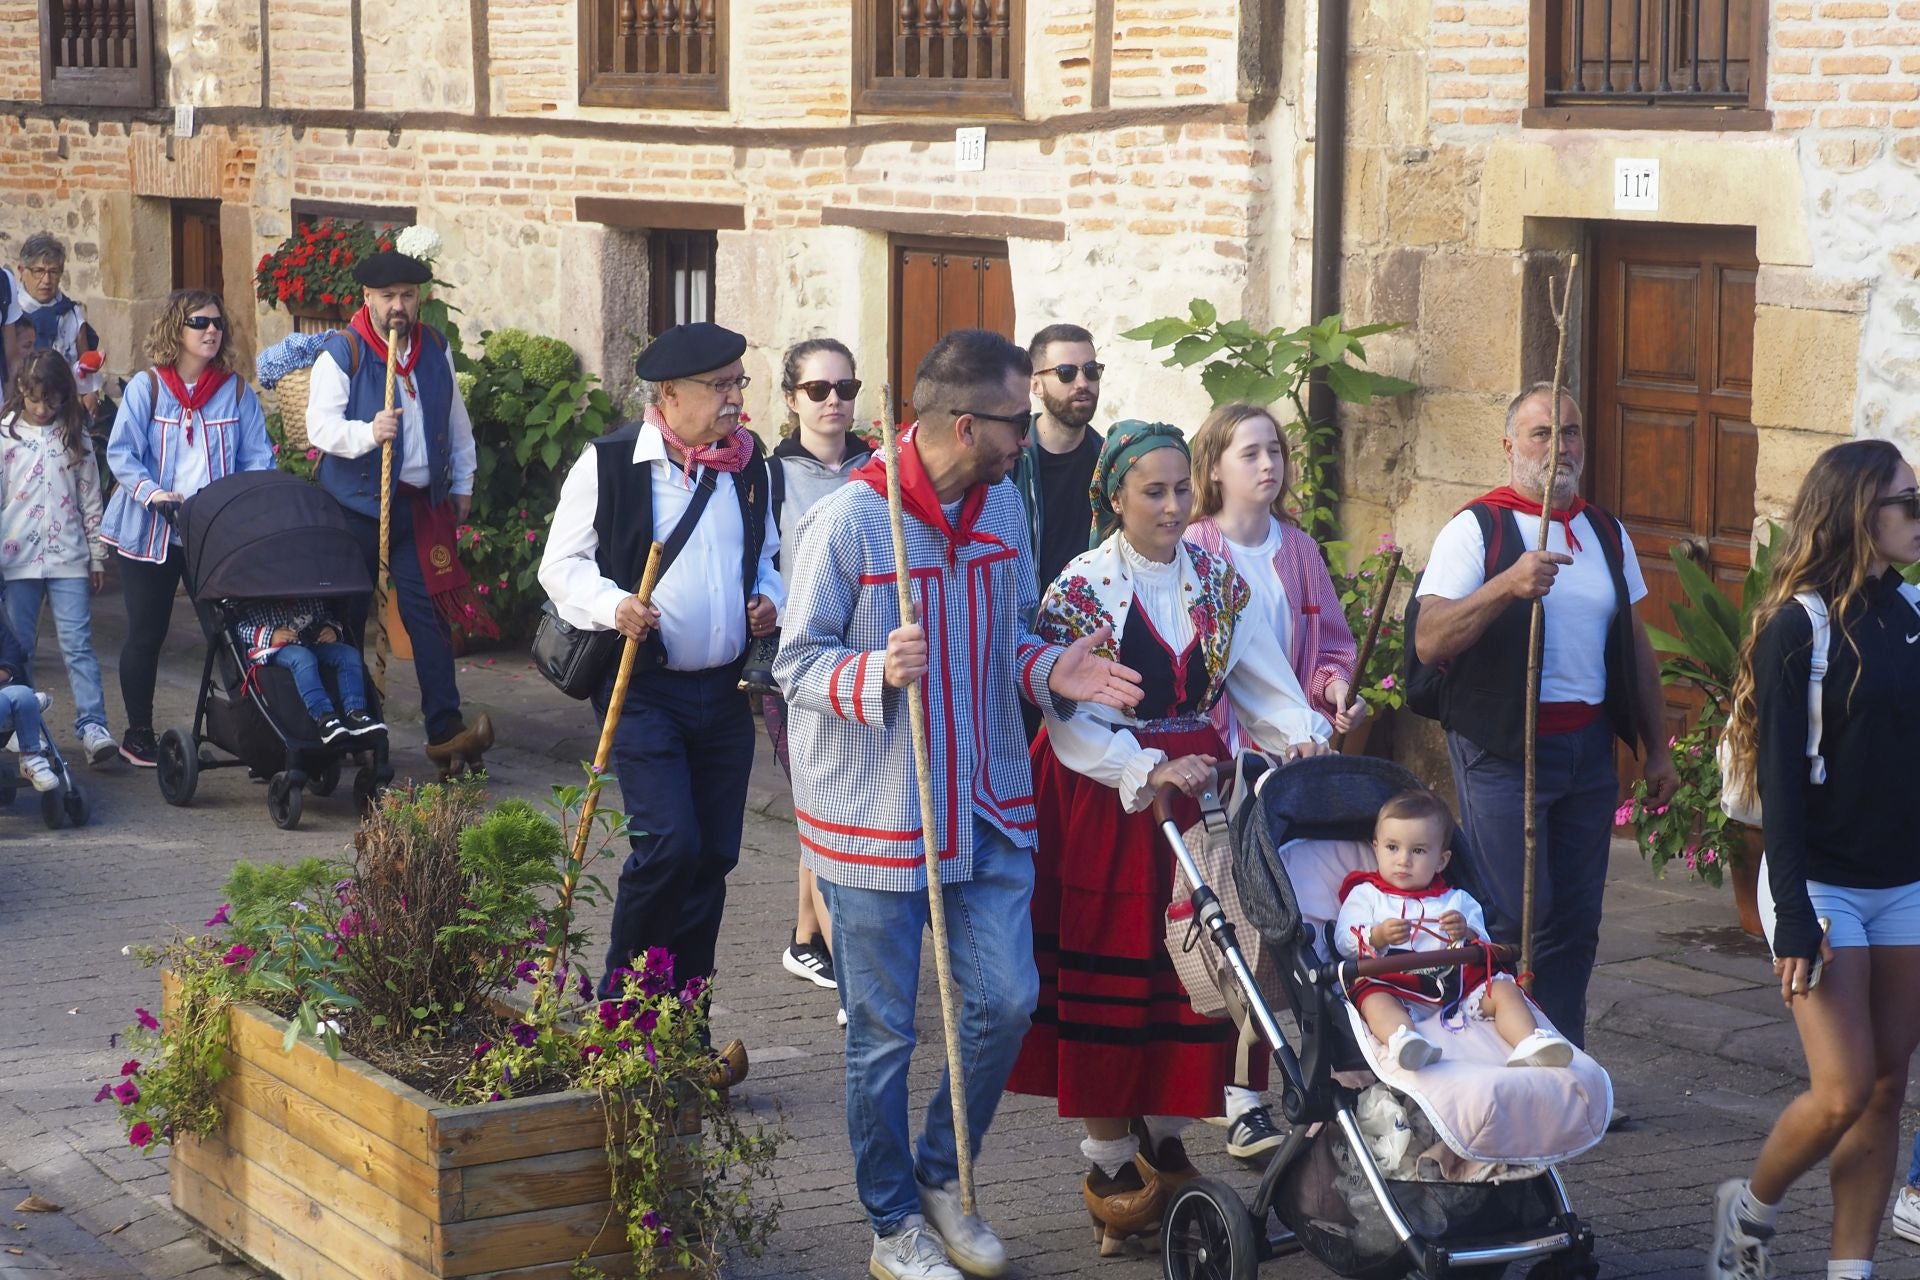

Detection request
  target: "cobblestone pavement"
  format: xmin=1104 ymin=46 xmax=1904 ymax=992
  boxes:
xmin=3 ymin=586 xmax=1918 ymax=1280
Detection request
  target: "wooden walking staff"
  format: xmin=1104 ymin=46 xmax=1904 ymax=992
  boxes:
xmin=1333 ymin=547 xmax=1402 ymax=754
xmin=1519 ymin=254 xmax=1581 ymax=991
xmin=879 ymin=386 xmax=979 ymax=1217
xmin=370 ymin=327 xmax=400 ymax=696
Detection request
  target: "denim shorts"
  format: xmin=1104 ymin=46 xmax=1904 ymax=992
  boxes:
xmin=1758 ymin=855 xmax=1920 ymax=951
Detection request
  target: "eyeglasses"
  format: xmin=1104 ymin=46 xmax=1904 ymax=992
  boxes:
xmin=183 ymin=315 xmax=227 ymax=331
xmin=1876 ymin=491 xmax=1920 ymax=519
xmin=20 ymin=264 xmax=62 ymax=281
xmin=683 ymin=374 xmax=750 ymax=394
xmin=1047 ymin=361 xmax=1104 ymax=385
xmin=953 ymin=407 xmax=1036 ymax=436
xmin=794 ymin=378 xmax=862 ymax=403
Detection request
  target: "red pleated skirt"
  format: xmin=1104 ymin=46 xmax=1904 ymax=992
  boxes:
xmin=1006 ymin=721 xmax=1264 ymax=1118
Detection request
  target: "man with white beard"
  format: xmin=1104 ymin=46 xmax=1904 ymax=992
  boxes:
xmin=1410 ymin=382 xmax=1678 ymax=1047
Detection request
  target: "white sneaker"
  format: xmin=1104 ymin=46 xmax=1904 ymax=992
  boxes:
xmin=79 ymin=723 xmax=117 ymax=767
xmin=916 ymin=1179 xmax=1008 ymax=1277
xmin=1505 ymin=1029 xmax=1575 ymax=1068
xmin=18 ymin=752 xmax=59 ymax=793
xmin=1707 ymin=1178 xmax=1775 ymax=1280
xmin=1387 ymin=1024 xmax=1442 ymax=1070
xmin=870 ymin=1216 xmax=963 ymax=1280
xmin=837 ymin=1006 xmax=849 ymax=1028
xmin=1893 ymin=1184 xmax=1920 ymax=1245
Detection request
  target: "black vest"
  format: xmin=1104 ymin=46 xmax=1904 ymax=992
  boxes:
xmin=1436 ymin=503 xmax=1642 ymax=763
xmin=588 ymin=422 xmax=770 ymax=672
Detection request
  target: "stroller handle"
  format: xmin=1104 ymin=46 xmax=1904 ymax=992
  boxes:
xmin=1147 ymin=765 xmax=1236 ymax=826
xmin=1327 ymin=944 xmax=1515 ymax=985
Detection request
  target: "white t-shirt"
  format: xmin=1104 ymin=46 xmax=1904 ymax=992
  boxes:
xmin=1416 ymin=508 xmax=1647 ymax=706
xmin=1223 ymin=516 xmax=1291 ymax=656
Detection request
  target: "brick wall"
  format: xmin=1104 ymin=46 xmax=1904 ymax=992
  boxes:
xmin=0 ymin=0 xmax=38 ymax=103
xmin=268 ymin=0 xmax=354 ymax=111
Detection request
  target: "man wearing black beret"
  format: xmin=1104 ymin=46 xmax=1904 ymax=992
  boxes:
xmin=539 ymin=321 xmax=780 ymax=1087
xmin=307 ymin=244 xmax=497 ymax=775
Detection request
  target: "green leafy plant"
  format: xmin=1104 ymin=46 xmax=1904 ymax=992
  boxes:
xmin=263 ymin=409 xmax=320 ymax=483
xmin=1327 ymin=534 xmax=1419 ymax=713
xmin=1121 ymin=304 xmax=1415 ymax=538
xmin=1618 ymin=723 xmax=1740 ymax=887
xmin=1644 ymin=526 xmax=1780 ymax=713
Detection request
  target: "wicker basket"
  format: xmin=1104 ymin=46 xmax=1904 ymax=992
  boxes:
xmin=275 ymin=364 xmax=313 ymax=451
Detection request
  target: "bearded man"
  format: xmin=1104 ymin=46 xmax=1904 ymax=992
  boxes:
xmin=1410 ymin=382 xmax=1678 ymax=1046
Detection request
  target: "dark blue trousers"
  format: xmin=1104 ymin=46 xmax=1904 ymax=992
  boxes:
xmin=1445 ymin=718 xmax=1618 ymax=1048
xmin=597 ymin=663 xmax=754 ymax=998
xmin=343 ymin=501 xmax=462 ymax=742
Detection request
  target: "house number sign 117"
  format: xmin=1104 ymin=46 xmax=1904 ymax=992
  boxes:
xmin=1614 ymin=159 xmax=1659 ymax=212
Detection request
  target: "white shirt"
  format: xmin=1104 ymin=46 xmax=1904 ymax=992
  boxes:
xmin=539 ymin=421 xmax=783 ymax=672
xmin=1224 ymin=516 xmax=1292 ymax=656
xmin=0 ymin=412 xmax=103 ymax=576
xmin=1333 ymin=878 xmax=1489 ymax=960
xmin=169 ymin=377 xmax=213 ymax=502
xmin=1417 ymin=508 xmax=1647 ymax=705
xmin=305 ymin=338 xmax=476 ymax=494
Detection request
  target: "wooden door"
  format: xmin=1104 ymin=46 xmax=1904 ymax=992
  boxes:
xmin=171 ymin=200 xmax=223 ymax=293
xmin=891 ymin=237 xmax=1014 ymax=419
xmin=1586 ymin=222 xmax=1758 ymax=774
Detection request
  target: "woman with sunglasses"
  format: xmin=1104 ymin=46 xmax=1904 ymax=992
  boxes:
xmin=1708 ymin=440 xmax=1920 ymax=1280
xmin=101 ymin=289 xmax=274 ymax=766
xmin=764 ymin=338 xmax=872 ymax=1013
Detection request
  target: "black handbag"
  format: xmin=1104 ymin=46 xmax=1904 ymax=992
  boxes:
xmin=532 ymin=467 xmax=718 ymax=700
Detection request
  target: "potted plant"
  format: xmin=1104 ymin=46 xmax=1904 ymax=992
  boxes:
xmin=1326 ymin=533 xmax=1418 ymax=756
xmin=104 ymin=775 xmax=779 ymax=1278
xmin=254 ymin=217 xmax=392 ymax=327
xmin=1619 ymin=529 xmax=1779 ymax=935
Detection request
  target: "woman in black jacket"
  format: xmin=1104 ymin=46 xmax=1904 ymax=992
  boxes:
xmin=1707 ymin=439 xmax=1920 ymax=1280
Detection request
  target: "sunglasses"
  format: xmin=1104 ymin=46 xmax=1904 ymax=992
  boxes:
xmin=954 ymin=407 xmax=1036 ymax=436
xmin=1877 ymin=491 xmax=1920 ymax=519
xmin=183 ymin=315 xmax=227 ymax=331
xmin=1047 ymin=361 xmax=1105 ymax=385
xmin=794 ymin=378 xmax=862 ymax=403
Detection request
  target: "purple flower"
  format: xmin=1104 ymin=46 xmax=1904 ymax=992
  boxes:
xmin=93 ymin=1083 xmax=113 ymax=1103
xmin=472 ymin=1040 xmax=493 ymax=1060
xmin=604 ymin=966 xmax=633 ymax=994
xmin=529 ymin=917 xmax=548 ymax=943
xmin=204 ymin=903 xmax=231 ymax=927
xmin=643 ymin=1041 xmax=657 ymax=1066
xmin=641 ymin=1210 xmax=661 ymax=1230
xmin=639 ymin=947 xmax=675 ymax=995
xmin=488 ymin=1090 xmax=503 ymax=1102
xmin=660 ymin=1226 xmax=672 ymax=1245
xmin=598 ymin=1001 xmax=622 ymax=1032
xmin=222 ymin=944 xmax=256 ymax=969
xmin=579 ymin=1044 xmax=603 ymax=1061
xmin=509 ymin=1023 xmax=537 ymax=1048
xmin=501 ymin=1064 xmax=514 ymax=1086
xmin=134 ymin=1008 xmax=159 ymax=1031
xmin=128 ymin=1122 xmax=154 ymax=1148
xmin=617 ymin=1039 xmax=632 ymax=1052
xmin=679 ymin=976 xmax=707 ymax=1005
xmin=575 ymin=972 xmax=593 ymax=1003
xmin=112 ymin=1080 xmax=140 ymax=1106
xmin=636 ymin=1009 xmax=659 ymax=1034
xmin=1379 ymin=674 xmax=1396 ymax=691
xmin=120 ymin=1060 xmax=140 ymax=1077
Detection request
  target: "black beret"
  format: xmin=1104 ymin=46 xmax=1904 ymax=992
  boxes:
xmin=353 ymin=250 xmax=433 ymax=288
xmin=635 ymin=321 xmax=747 ymax=381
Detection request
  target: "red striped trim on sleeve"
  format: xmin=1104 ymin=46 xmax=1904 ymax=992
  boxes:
xmin=852 ymin=651 xmax=871 ymax=726
xmin=828 ymin=654 xmax=855 ymax=721
xmin=1019 ymin=645 xmax=1045 ymax=704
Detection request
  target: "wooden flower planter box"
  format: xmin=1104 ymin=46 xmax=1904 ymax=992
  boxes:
xmin=163 ymin=979 xmax=697 ymax=1279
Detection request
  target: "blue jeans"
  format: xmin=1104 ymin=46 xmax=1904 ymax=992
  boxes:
xmin=0 ymin=684 xmax=48 ymax=754
xmin=267 ymin=641 xmax=368 ymax=719
xmin=1446 ymin=719 xmax=1618 ymax=1048
xmin=821 ymin=817 xmax=1040 ymax=1237
xmin=4 ymin=577 xmax=106 ymax=734
xmin=341 ymin=502 xmax=462 ymax=742
xmin=1907 ymin=1128 xmax=1920 ymax=1187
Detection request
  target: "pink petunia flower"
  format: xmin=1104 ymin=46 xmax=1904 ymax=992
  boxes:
xmin=112 ymin=1079 xmax=140 ymax=1106
xmin=128 ymin=1122 xmax=154 ymax=1147
xmin=1613 ymin=801 xmax=1635 ymax=827
xmin=135 ymin=1008 xmax=159 ymax=1031
xmin=222 ymin=943 xmax=256 ymax=969
xmin=120 ymin=1060 xmax=140 ymax=1077
xmin=204 ymin=904 xmax=231 ymax=927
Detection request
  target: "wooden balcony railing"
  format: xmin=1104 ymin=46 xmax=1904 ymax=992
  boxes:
xmin=37 ymin=0 xmax=156 ymax=108
xmin=580 ymin=0 xmax=728 ymax=110
xmin=854 ymin=0 xmax=1024 ymax=117
xmin=1530 ymin=0 xmax=1768 ymax=126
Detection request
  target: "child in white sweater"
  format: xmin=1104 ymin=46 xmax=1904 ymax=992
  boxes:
xmin=1335 ymin=788 xmax=1575 ymax=1071
xmin=0 ymin=349 xmax=112 ymax=764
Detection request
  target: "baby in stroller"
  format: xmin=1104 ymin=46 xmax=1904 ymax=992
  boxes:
xmin=230 ymin=597 xmax=385 ymax=745
xmin=1336 ymin=788 xmax=1574 ymax=1072
xmin=0 ymin=607 xmax=61 ymax=791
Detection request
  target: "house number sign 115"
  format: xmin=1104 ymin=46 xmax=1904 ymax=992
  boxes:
xmin=1614 ymin=159 xmax=1659 ymax=212
xmin=954 ymin=127 xmax=987 ymax=172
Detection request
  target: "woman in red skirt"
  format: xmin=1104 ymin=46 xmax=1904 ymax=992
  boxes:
xmin=1006 ymin=421 xmax=1331 ymax=1256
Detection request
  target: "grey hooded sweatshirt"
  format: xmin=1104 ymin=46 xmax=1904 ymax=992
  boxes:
xmin=768 ymin=431 xmax=874 ymax=576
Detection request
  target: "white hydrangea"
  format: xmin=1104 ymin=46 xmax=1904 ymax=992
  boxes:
xmin=395 ymin=225 xmax=444 ymax=263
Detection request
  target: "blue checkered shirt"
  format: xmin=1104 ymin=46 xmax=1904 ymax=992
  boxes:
xmin=774 ymin=478 xmax=1071 ymax=892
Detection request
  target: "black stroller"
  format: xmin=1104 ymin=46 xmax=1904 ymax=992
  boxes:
xmin=155 ymin=471 xmax=393 ymax=829
xmin=1156 ymin=753 xmax=1604 ymax=1280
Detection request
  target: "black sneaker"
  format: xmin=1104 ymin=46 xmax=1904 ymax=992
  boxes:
xmin=316 ymin=714 xmax=351 ymax=744
xmin=119 ymin=727 xmax=158 ymax=768
xmin=781 ymin=933 xmax=836 ymax=988
xmin=342 ymin=708 xmax=386 ymax=737
xmin=1226 ymin=1104 xmax=1286 ymax=1163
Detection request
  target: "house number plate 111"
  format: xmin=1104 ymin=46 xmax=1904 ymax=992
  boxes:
xmin=1614 ymin=159 xmax=1660 ymax=212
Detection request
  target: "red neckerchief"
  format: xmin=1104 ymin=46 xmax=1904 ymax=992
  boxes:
xmin=154 ymin=364 xmax=232 ymax=446
xmin=852 ymin=427 xmax=1005 ymax=565
xmin=646 ymin=405 xmax=753 ymax=482
xmin=1338 ymin=869 xmax=1453 ymax=904
xmin=1470 ymin=485 xmax=1587 ymax=553
xmin=348 ymin=307 xmax=424 ymax=390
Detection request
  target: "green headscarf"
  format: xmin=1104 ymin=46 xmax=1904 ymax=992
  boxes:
xmin=1089 ymin=420 xmax=1189 ymax=547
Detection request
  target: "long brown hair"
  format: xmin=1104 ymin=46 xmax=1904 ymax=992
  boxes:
xmin=1188 ymin=402 xmax=1298 ymax=526
xmin=0 ymin=348 xmax=88 ymax=462
xmin=1726 ymin=439 xmax=1907 ymax=782
xmin=145 ymin=289 xmax=233 ymax=373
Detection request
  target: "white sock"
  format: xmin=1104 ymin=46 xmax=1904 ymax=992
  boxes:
xmin=1224 ymin=1085 xmax=1262 ymax=1123
xmin=1080 ymin=1134 xmax=1139 ymax=1179
xmin=1142 ymin=1115 xmax=1190 ymax=1149
xmin=1827 ymin=1262 xmax=1871 ymax=1280
xmin=1735 ymin=1182 xmax=1780 ymax=1233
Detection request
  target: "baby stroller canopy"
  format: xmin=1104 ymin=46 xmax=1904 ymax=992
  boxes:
xmin=178 ymin=471 xmax=371 ymax=603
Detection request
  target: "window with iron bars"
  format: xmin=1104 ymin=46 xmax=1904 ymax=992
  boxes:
xmin=853 ymin=0 xmax=1024 ymax=117
xmin=580 ymin=0 xmax=728 ymax=110
xmin=37 ymin=0 xmax=155 ymax=108
xmin=1528 ymin=0 xmax=1769 ymax=128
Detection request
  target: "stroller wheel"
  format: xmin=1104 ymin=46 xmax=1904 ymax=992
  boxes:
xmin=40 ymin=782 xmax=69 ymax=830
xmin=1162 ymin=1176 xmax=1259 ymax=1280
xmin=158 ymin=729 xmax=199 ymax=806
xmin=310 ymin=761 xmax=342 ymax=798
xmin=352 ymin=766 xmax=381 ymax=816
xmin=267 ymin=772 xmax=304 ymax=831
xmin=65 ymin=784 xmax=90 ymax=827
